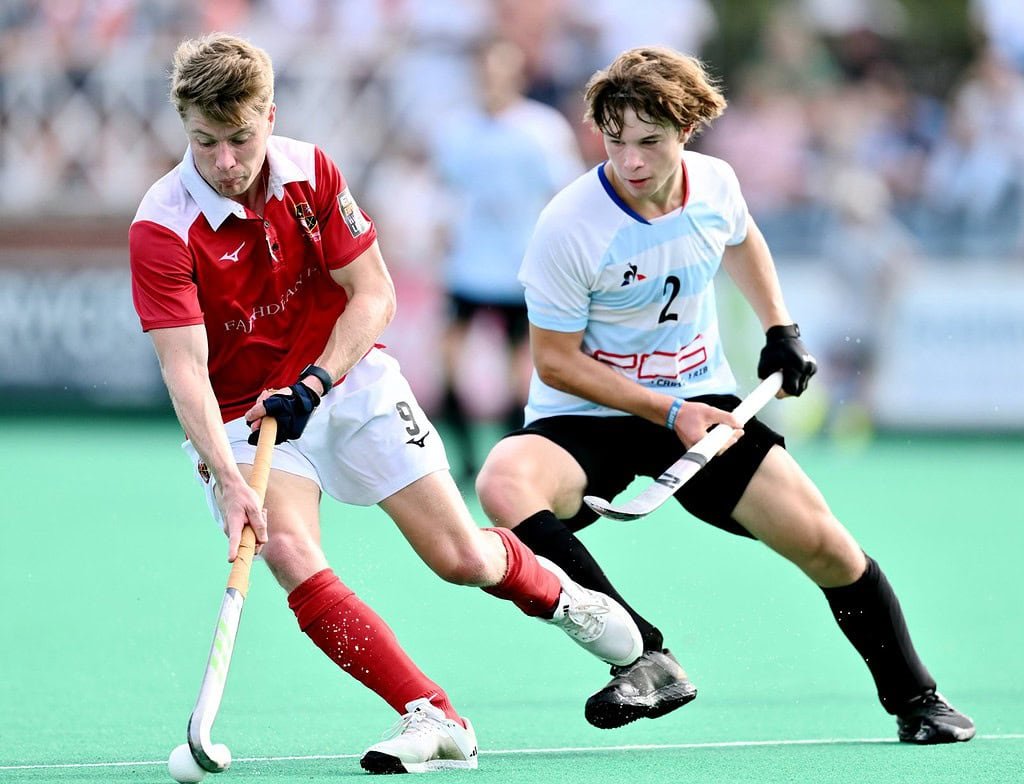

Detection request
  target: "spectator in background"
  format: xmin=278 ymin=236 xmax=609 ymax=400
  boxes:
xmin=431 ymin=35 xmax=584 ymax=483
xmin=800 ymin=0 xmax=908 ymax=81
xmin=549 ymin=0 xmax=718 ymax=165
xmin=921 ymin=45 xmax=1024 ymax=255
xmin=698 ymin=68 xmax=816 ymax=252
xmin=491 ymin=0 xmax=566 ymax=105
xmin=798 ymin=71 xmax=935 ymax=250
xmin=563 ymin=0 xmax=717 ymax=77
xmin=817 ymin=165 xmax=917 ymax=436
xmin=847 ymin=65 xmax=944 ymax=220
xmin=363 ymin=134 xmax=452 ymax=414
xmin=745 ymin=3 xmax=843 ymax=95
xmin=697 ymin=4 xmax=839 ymax=253
xmin=383 ymin=0 xmax=494 ymax=137
xmin=970 ymin=0 xmax=1024 ymax=73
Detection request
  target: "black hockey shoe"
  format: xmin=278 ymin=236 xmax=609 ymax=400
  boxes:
xmin=584 ymin=649 xmax=697 ymax=729
xmin=897 ymin=692 xmax=976 ymax=744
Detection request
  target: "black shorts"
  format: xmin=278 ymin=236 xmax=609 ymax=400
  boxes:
xmin=449 ymin=293 xmax=530 ymax=343
xmin=508 ymin=395 xmax=785 ymax=538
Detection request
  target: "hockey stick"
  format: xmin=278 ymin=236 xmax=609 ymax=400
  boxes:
xmin=583 ymin=372 xmax=783 ymax=521
xmin=186 ymin=417 xmax=276 ymax=773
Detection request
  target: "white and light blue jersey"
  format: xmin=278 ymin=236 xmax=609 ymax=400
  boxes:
xmin=520 ymin=150 xmax=748 ymax=423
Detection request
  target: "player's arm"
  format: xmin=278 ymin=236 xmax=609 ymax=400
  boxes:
xmin=720 ymin=217 xmax=791 ymax=330
xmin=245 ymin=239 xmax=394 ymax=414
xmin=150 ymin=324 xmax=268 ymax=561
xmin=530 ymin=324 xmax=741 ymax=448
xmin=313 ymin=239 xmax=396 ymax=386
xmin=243 ymin=240 xmax=395 ymax=441
xmin=721 ymin=217 xmax=817 ymax=396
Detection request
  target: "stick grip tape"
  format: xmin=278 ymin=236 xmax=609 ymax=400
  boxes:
xmin=226 ymin=418 xmax=276 ymax=596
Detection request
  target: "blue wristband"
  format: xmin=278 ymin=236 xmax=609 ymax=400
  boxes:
xmin=665 ymin=399 xmax=683 ymax=430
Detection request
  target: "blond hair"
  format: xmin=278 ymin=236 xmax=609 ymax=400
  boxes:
xmin=170 ymin=33 xmax=274 ymax=125
xmin=584 ymin=47 xmax=727 ymax=138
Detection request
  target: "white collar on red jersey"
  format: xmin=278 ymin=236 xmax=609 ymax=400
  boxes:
xmin=265 ymin=138 xmax=308 ymax=201
xmin=179 ymin=136 xmax=310 ymax=231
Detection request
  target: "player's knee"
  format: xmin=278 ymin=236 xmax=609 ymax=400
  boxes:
xmin=800 ymin=525 xmax=865 ymax=586
xmin=261 ymin=530 xmax=326 ymax=588
xmin=428 ymin=543 xmax=492 ymax=586
xmin=475 ymin=457 xmax=525 ymax=518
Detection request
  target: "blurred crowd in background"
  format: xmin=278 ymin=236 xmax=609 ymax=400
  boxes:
xmin=1 ymin=0 xmax=1022 ymax=437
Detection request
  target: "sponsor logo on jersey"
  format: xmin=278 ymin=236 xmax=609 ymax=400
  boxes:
xmin=337 ymin=188 xmax=370 ymax=238
xmin=219 ymin=241 xmax=246 ymax=262
xmin=223 ymin=266 xmax=320 ymax=332
xmin=621 ymin=263 xmax=647 ymax=286
xmin=407 ymin=430 xmax=431 ymax=448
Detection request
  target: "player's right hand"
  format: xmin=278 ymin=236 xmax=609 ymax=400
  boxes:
xmin=671 ymin=400 xmax=744 ymax=452
xmin=216 ymin=478 xmax=269 ymax=562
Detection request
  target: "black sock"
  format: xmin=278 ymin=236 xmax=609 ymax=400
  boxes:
xmin=822 ymin=555 xmax=936 ymax=713
xmin=515 ymin=510 xmax=664 ymax=652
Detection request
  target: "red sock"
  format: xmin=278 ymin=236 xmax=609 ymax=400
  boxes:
xmin=288 ymin=569 xmax=460 ymax=722
xmin=482 ymin=527 xmax=562 ymax=617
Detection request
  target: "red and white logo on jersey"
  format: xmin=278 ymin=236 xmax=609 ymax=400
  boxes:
xmin=593 ymin=334 xmax=707 ymax=382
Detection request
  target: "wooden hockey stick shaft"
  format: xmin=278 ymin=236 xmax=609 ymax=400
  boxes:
xmin=226 ymin=418 xmax=276 ymax=594
xmin=187 ymin=417 xmax=276 ymax=772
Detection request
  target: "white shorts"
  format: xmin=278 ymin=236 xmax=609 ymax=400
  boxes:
xmin=183 ymin=348 xmax=450 ymax=527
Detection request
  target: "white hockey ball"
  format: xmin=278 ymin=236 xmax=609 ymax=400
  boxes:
xmin=167 ymin=743 xmax=206 ymax=783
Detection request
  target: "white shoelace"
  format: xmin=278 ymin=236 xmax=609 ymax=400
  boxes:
xmin=380 ymin=706 xmax=441 ymax=741
xmin=558 ymin=601 xmax=609 ymax=642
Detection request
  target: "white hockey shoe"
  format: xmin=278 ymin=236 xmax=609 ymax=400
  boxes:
xmin=360 ymin=698 xmax=478 ymax=774
xmin=537 ymin=556 xmax=643 ymax=667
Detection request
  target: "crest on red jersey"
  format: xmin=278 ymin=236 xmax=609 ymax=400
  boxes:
xmin=293 ymin=201 xmax=320 ymax=241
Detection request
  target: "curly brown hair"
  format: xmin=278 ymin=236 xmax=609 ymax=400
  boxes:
xmin=584 ymin=46 xmax=727 ymax=138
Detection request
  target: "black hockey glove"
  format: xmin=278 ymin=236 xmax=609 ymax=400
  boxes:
xmin=757 ymin=323 xmax=817 ymax=396
xmin=247 ymin=382 xmax=321 ymax=445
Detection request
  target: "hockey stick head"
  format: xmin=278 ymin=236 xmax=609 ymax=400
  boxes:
xmin=186 ymin=736 xmax=232 ymax=773
xmin=583 ymin=494 xmax=645 ymax=521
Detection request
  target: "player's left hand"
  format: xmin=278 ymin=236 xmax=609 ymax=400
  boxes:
xmin=245 ymin=382 xmax=321 ymax=444
xmin=757 ymin=323 xmax=817 ymax=396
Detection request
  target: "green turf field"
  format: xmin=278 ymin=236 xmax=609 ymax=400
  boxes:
xmin=1 ymin=418 xmax=1021 ymax=783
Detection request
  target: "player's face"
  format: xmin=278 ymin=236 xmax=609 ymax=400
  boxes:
xmin=183 ymin=104 xmax=275 ymax=206
xmin=602 ymin=108 xmax=686 ymax=213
